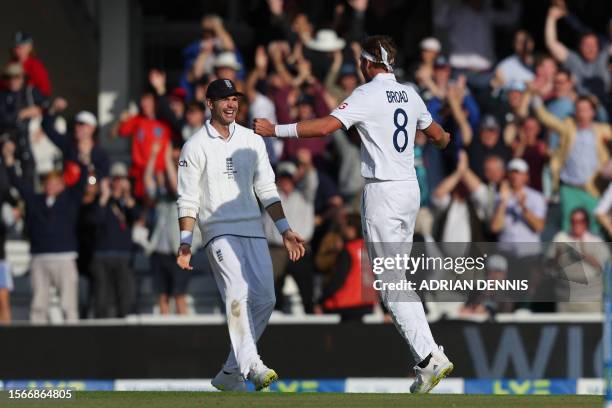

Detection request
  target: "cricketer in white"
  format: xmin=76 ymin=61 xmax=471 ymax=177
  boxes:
xmin=253 ymin=35 xmax=454 ymax=394
xmin=176 ymin=78 xmax=305 ymax=392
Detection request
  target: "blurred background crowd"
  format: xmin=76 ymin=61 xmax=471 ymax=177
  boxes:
xmin=0 ymin=0 xmax=610 ymax=324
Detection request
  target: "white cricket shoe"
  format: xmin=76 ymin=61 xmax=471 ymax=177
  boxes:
xmin=410 ymin=346 xmax=454 ymax=394
xmin=211 ymin=369 xmax=247 ymax=391
xmin=248 ymin=363 xmax=278 ymax=391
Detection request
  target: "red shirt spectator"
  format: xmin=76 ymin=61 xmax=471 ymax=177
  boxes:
xmin=10 ymin=31 xmax=52 ymax=97
xmin=117 ymin=93 xmax=171 ymax=197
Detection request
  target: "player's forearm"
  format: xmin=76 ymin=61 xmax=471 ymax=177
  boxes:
xmin=296 ymin=117 xmax=342 ymax=138
xmin=274 ymin=116 xmax=342 ymax=139
xmin=423 ymin=122 xmax=450 ymax=149
xmin=178 ymin=216 xmax=196 ymax=232
xmin=265 ymin=201 xmax=293 ymax=235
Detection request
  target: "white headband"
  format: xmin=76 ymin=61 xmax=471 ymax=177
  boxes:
xmin=360 ymin=44 xmax=393 ymax=72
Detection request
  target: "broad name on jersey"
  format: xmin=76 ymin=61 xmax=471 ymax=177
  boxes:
xmin=386 ymin=90 xmax=408 ymax=104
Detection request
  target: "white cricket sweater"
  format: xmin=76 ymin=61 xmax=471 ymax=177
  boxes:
xmin=177 ymin=120 xmax=280 ymax=246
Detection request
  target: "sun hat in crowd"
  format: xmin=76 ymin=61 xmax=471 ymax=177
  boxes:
xmin=110 ymin=162 xmax=129 ymax=178
xmin=214 ymin=52 xmax=242 ymax=71
xmin=507 ymin=158 xmax=529 ymax=173
xmin=420 ymin=37 xmax=441 ymax=53
xmin=305 ymin=29 xmax=346 ymax=52
xmin=3 ymin=62 xmax=23 ymax=77
xmin=75 ymin=111 xmax=98 ymax=127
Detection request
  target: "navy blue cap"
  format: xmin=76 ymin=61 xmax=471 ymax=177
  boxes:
xmin=206 ymin=78 xmax=244 ymax=100
xmin=14 ymin=31 xmax=32 ymax=46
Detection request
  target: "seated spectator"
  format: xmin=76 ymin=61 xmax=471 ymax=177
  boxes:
xmin=8 ymin=31 xmax=51 ymax=97
xmin=42 ymin=98 xmax=110 ymax=180
xmin=545 ymin=5 xmax=610 ymax=105
xmin=595 ymin=184 xmax=612 ymax=239
xmin=410 ymin=37 xmax=442 ymax=91
xmin=319 ymin=213 xmax=375 ymax=322
xmin=548 ymin=208 xmax=610 ymax=312
xmin=0 ymin=63 xmax=46 ymax=186
xmin=494 ymin=29 xmax=535 ymax=87
xmin=145 ymin=142 xmax=201 ymax=314
xmin=530 ymin=90 xmax=611 ymax=232
xmin=467 ymin=115 xmax=512 ymax=180
xmin=490 ymin=158 xmax=547 ymax=254
xmin=114 ymin=91 xmax=172 ymax=198
xmin=434 ymin=0 xmax=520 ymax=71
xmin=86 ymin=163 xmax=139 ymax=318
xmin=3 ymin=141 xmax=85 ymax=323
xmin=263 ymin=157 xmax=318 ymax=314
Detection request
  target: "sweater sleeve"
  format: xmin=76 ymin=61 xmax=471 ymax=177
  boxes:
xmin=253 ymin=135 xmax=280 ymax=208
xmin=177 ymin=137 xmax=204 ymax=219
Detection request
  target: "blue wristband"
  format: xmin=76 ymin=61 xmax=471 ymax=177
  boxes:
xmin=275 ymin=218 xmax=291 ymax=235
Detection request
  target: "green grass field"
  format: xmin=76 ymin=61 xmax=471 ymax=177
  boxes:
xmin=1 ymin=392 xmax=603 ymax=408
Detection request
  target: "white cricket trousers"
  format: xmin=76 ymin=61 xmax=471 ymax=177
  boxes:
xmin=206 ymin=235 xmax=275 ymax=378
xmin=361 ymin=179 xmax=438 ymax=363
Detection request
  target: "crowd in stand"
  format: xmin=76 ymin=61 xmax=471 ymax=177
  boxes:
xmin=0 ymin=0 xmax=610 ymax=324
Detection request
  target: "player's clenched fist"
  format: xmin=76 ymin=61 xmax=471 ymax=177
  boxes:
xmin=176 ymin=243 xmax=193 ymax=270
xmin=253 ymin=118 xmax=276 ymax=137
xmin=282 ymin=230 xmax=306 ymax=262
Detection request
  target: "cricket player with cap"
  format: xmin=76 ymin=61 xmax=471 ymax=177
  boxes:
xmin=254 ymin=35 xmax=453 ymax=393
xmin=177 ymin=78 xmax=305 ymax=391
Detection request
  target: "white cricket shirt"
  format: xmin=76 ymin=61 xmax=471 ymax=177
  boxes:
xmin=177 ymin=120 xmax=280 ymax=246
xmin=330 ymin=73 xmax=433 ymax=181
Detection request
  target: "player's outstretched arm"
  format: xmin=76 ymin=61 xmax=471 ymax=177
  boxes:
xmin=422 ymin=121 xmax=451 ymax=149
xmin=253 ymin=116 xmax=342 ymax=139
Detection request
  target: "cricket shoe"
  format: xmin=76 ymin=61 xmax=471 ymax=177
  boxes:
xmin=248 ymin=363 xmax=278 ymax=391
xmin=410 ymin=346 xmax=454 ymax=394
xmin=211 ymin=369 xmax=247 ymax=391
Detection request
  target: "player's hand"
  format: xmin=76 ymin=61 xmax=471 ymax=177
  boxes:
xmin=282 ymin=229 xmax=306 ymax=262
xmin=177 ymin=244 xmax=193 ymax=270
xmin=253 ymin=118 xmax=276 ymax=137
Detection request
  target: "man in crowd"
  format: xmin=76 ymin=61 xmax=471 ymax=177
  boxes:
xmin=3 ymin=141 xmax=85 ymax=323
xmin=86 ymin=163 xmax=140 ymax=318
